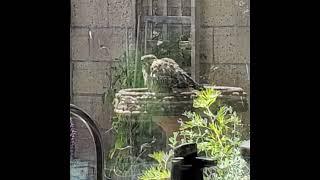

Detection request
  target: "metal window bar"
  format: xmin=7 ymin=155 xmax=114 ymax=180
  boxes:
xmin=70 ymin=104 xmax=104 ymax=180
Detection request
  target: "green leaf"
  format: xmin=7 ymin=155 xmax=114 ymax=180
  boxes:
xmin=139 ymin=167 xmax=170 ymax=180
xmin=148 ymin=151 xmax=166 ymax=165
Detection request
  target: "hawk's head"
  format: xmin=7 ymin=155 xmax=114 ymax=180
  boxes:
xmin=141 ymin=54 xmax=157 ymax=68
xmin=141 ymin=54 xmax=157 ymax=88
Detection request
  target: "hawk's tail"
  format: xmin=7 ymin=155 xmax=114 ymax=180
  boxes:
xmin=184 ymin=74 xmax=204 ymax=90
xmin=194 ymin=82 xmax=205 ymax=91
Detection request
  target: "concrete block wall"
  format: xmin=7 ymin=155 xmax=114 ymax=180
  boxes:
xmin=70 ymin=0 xmax=136 ymax=157
xmin=198 ymin=0 xmax=250 ymax=136
xmin=199 ymin=0 xmax=250 ymax=87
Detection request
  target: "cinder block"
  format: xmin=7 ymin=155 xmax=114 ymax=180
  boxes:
xmin=201 ymin=0 xmax=249 ymax=27
xmin=92 ymin=0 xmax=109 ymax=27
xmin=199 ymin=63 xmax=213 ymax=84
xmin=200 ymin=27 xmax=213 ymax=64
xmin=214 ymin=27 xmax=250 ymax=64
xmin=168 ymin=0 xmax=181 ymax=7
xmin=71 ymin=0 xmax=93 ymax=27
xmin=211 ymin=63 xmax=250 ymax=93
xmin=71 ymin=28 xmax=90 ymax=60
xmin=90 ymin=28 xmax=126 ymax=61
xmin=199 ymin=63 xmax=212 ymax=84
xmin=235 ymin=0 xmax=250 ymax=26
xmin=72 ymin=61 xmax=111 ymax=94
xmin=73 ymin=122 xmax=96 ymax=160
xmin=108 ymin=0 xmax=134 ymax=27
xmin=73 ymin=95 xmax=112 ymax=130
xmin=201 ymin=0 xmax=235 ymax=26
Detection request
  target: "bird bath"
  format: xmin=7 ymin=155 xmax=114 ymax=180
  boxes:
xmin=113 ymin=85 xmax=248 ymax=142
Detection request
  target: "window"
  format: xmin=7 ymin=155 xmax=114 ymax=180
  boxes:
xmin=70 ymin=0 xmax=250 ymax=179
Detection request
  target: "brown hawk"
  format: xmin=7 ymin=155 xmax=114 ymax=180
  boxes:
xmin=141 ymin=54 xmax=203 ymax=93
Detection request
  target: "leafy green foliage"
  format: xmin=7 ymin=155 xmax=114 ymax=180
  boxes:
xmin=104 ymin=50 xmax=147 ymax=178
xmin=138 ymin=166 xmax=170 ymax=180
xmin=148 ymin=150 xmax=173 ymax=170
xmin=168 ymin=132 xmax=179 ymax=149
xmin=104 ymin=51 xmax=144 ymax=104
xmin=106 ymin=115 xmax=155 ymax=178
xmin=172 ymin=88 xmax=242 ymax=160
xmin=193 ymin=88 xmax=221 ymax=109
xmin=205 ymin=149 xmax=250 ymax=180
xmin=139 ymin=151 xmax=173 ymax=180
xmin=148 ymin=151 xmax=166 ymax=168
xmin=142 ymin=88 xmax=249 ymax=179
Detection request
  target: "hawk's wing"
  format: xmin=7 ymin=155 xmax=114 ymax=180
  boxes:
xmin=172 ymin=67 xmax=203 ymax=90
xmin=150 ymin=58 xmax=203 ymax=91
xmin=160 ymin=58 xmax=202 ymax=90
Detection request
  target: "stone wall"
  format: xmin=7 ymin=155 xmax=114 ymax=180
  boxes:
xmin=199 ymin=0 xmax=250 ymax=91
xmin=70 ymin=0 xmax=137 ymax=159
xmin=199 ymin=0 xmax=250 ymax=135
xmin=70 ymin=0 xmax=136 ymax=131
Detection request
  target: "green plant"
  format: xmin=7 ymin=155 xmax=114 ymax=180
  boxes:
xmin=105 ymin=115 xmax=155 ymax=178
xmin=104 ymin=50 xmax=144 ymax=104
xmin=103 ymin=50 xmax=147 ymax=178
xmin=170 ymin=88 xmax=242 ymax=160
xmin=138 ymin=151 xmax=173 ymax=180
xmin=141 ymin=88 xmax=249 ymax=179
xmin=204 ymin=149 xmax=250 ymax=180
xmin=139 ymin=166 xmax=170 ymax=180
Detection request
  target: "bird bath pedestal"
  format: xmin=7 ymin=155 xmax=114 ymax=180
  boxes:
xmin=113 ymin=86 xmax=248 ymax=144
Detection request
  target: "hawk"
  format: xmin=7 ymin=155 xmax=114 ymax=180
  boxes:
xmin=141 ymin=54 xmax=203 ymax=93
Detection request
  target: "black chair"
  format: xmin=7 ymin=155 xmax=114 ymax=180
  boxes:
xmin=70 ymin=104 xmax=104 ymax=180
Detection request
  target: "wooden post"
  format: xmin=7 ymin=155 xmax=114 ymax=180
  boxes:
xmin=126 ymin=26 xmax=129 ymax=81
xmin=144 ymin=21 xmax=148 ymax=54
xmin=148 ymin=0 xmax=153 ymax=39
xmin=191 ymin=0 xmax=200 ymax=81
xmin=134 ymin=15 xmax=141 ymax=88
xmin=162 ymin=0 xmax=168 ymax=40
xmin=177 ymin=0 xmax=183 ymax=35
